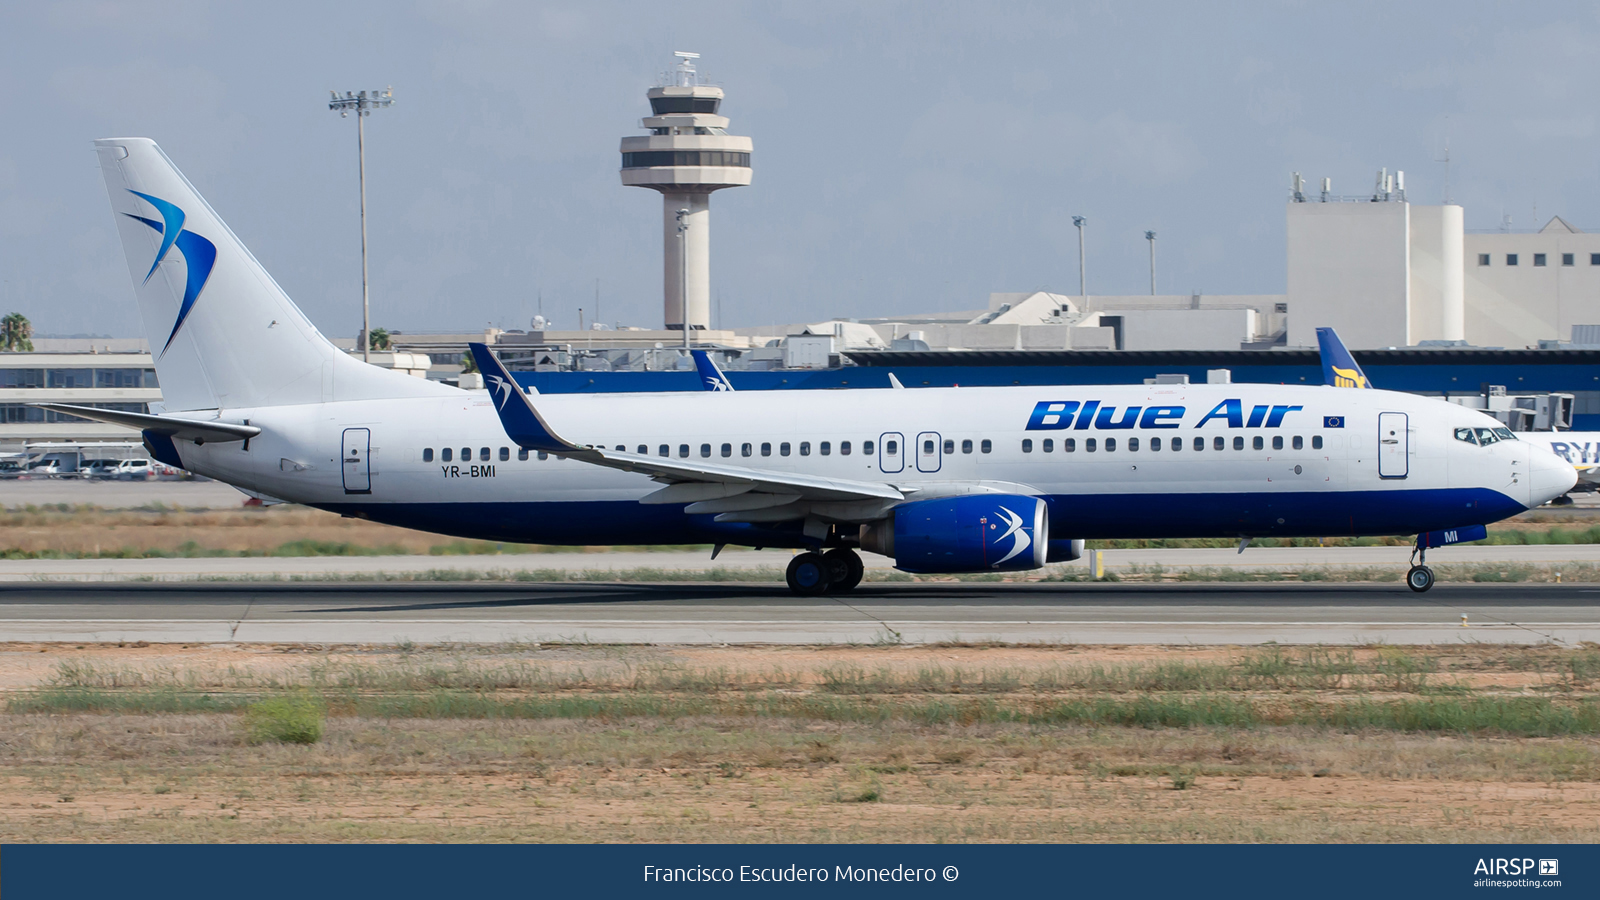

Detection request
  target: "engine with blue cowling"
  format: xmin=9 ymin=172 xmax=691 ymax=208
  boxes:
xmin=859 ymin=495 xmax=1049 ymax=573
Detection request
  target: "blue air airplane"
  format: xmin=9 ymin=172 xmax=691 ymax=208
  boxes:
xmin=38 ymin=139 xmax=1577 ymax=595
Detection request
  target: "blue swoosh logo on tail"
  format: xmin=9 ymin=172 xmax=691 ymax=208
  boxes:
xmin=124 ymin=191 xmax=216 ymax=357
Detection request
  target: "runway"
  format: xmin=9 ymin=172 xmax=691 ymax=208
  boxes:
xmin=2 ymin=581 xmax=1598 ymax=645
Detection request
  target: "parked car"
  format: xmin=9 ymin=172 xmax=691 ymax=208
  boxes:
xmin=113 ymin=459 xmax=157 ymax=480
xmin=25 ymin=459 xmax=61 ymax=478
xmin=0 ymin=460 xmax=24 ymax=479
xmin=80 ymin=459 xmax=122 ymax=479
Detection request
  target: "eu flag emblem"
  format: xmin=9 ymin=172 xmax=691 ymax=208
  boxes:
xmin=1323 ymin=416 xmax=1345 ymax=428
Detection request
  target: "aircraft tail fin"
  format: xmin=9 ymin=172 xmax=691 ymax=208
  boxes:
xmin=1316 ymin=327 xmax=1373 ymax=389
xmin=467 ymin=343 xmax=578 ymax=453
xmin=691 ymin=350 xmax=735 ymax=391
xmin=93 ymin=138 xmax=451 ymax=411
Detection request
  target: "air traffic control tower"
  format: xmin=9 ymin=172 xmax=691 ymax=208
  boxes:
xmin=621 ymin=52 xmax=752 ymax=332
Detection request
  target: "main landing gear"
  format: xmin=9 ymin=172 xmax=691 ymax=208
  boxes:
xmin=1407 ymin=543 xmax=1435 ymax=593
xmin=786 ymin=548 xmax=864 ymax=595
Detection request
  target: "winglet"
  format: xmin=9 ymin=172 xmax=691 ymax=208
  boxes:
xmin=1316 ymin=327 xmax=1373 ymax=389
xmin=691 ymin=350 xmax=735 ymax=392
xmin=467 ymin=343 xmax=580 ymax=453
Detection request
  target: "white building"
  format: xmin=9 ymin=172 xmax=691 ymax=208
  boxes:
xmin=1 ymin=345 xmax=160 ymax=450
xmin=1464 ymin=217 xmax=1600 ymax=348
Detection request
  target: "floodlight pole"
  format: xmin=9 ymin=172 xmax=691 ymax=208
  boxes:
xmin=329 ymin=88 xmax=395 ymax=363
xmin=1072 ymin=216 xmax=1087 ymax=298
xmin=1145 ymin=231 xmax=1157 ymax=295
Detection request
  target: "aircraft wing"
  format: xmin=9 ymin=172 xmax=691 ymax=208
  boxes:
xmin=28 ymin=403 xmax=260 ymax=444
xmin=466 ymin=343 xmax=903 ymax=507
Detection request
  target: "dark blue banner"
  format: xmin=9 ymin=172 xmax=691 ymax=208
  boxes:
xmin=3 ymin=844 xmax=1595 ymax=899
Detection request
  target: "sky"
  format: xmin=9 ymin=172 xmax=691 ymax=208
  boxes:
xmin=4 ymin=1 xmax=1600 ymax=340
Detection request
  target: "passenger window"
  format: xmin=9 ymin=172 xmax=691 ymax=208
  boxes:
xmin=519 ymin=448 xmax=529 ymax=461
xmin=461 ymin=447 xmax=470 ymax=461
xmin=840 ymin=441 xmax=851 ymax=456
xmin=962 ymin=439 xmax=973 ymax=454
xmin=1128 ymin=437 xmax=1139 ymax=451
xmin=742 ymin=443 xmax=753 ymax=457
xmin=659 ymin=444 xmax=670 ymax=457
xmin=1272 ymin=436 xmax=1283 ymax=450
xmin=884 ymin=440 xmax=896 ymax=455
xmin=761 ymin=442 xmax=772 ymax=457
xmin=1170 ymin=437 xmax=1180 ymax=451
xmin=700 ymin=444 xmax=711 ymax=458
xmin=922 ymin=439 xmax=934 ymax=455
xmin=500 ymin=447 xmax=510 ymax=461
xmin=615 ymin=445 xmax=624 ymax=451
xmin=981 ymin=439 xmax=992 ymax=453
xmin=863 ymin=440 xmax=874 ymax=454
xmin=679 ymin=444 xmax=690 ymax=458
xmin=943 ymin=439 xmax=954 ymax=454
xmin=721 ymin=443 xmax=732 ymax=458
xmin=1213 ymin=437 xmax=1225 ymax=451
xmin=480 ymin=447 xmax=490 ymax=461
xmin=537 ymin=451 xmax=549 ymax=461
xmin=1232 ymin=437 xmax=1244 ymax=451
xmin=1022 ymin=439 xmax=1033 ymax=453
xmin=821 ymin=441 xmax=831 ymax=456
xmin=800 ymin=442 xmax=811 ymax=456
xmin=1292 ymin=436 xmax=1303 ymax=450
xmin=782 ymin=442 xmax=793 ymax=456
xmin=637 ymin=445 xmax=647 ymax=454
xmin=423 ymin=448 xmax=434 ymax=462
xmin=1194 ymin=437 xmax=1205 ymax=451
xmin=1086 ymin=438 xmax=1097 ymax=452
xmin=1063 ymin=438 xmax=1076 ymax=452
xmin=441 ymin=448 xmax=452 ymax=462
xmin=1252 ymin=436 xmax=1263 ymax=451
xmin=1312 ymin=435 xmax=1323 ymax=450
xmin=1454 ymin=428 xmax=1477 ymax=445
xmin=1043 ymin=438 xmax=1054 ymax=452
xmin=1104 ymin=438 xmax=1116 ymax=452
xmin=1149 ymin=437 xmax=1160 ymax=451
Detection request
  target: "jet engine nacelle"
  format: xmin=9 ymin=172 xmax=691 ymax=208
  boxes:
xmin=859 ymin=495 xmax=1048 ymax=573
xmin=1047 ymin=538 xmax=1086 ymax=562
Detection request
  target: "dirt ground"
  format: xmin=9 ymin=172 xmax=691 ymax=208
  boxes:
xmin=1 ymin=642 xmax=1597 ymax=842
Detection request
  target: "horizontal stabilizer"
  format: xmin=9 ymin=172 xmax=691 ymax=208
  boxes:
xmin=28 ymin=403 xmax=259 ymax=444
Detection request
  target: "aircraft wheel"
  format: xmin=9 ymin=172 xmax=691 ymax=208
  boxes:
xmin=1406 ymin=565 xmax=1435 ymax=593
xmin=786 ymin=552 xmax=831 ymax=596
xmin=823 ymin=548 xmax=865 ymax=592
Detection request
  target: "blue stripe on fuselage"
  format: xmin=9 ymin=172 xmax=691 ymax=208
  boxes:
xmin=317 ymin=487 xmax=1523 ymax=547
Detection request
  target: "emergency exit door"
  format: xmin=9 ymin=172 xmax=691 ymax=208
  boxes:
xmin=342 ymin=428 xmax=371 ymax=494
xmin=1377 ymin=412 xmax=1408 ymax=479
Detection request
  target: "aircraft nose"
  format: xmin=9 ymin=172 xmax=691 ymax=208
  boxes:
xmin=1527 ymin=442 xmax=1578 ymax=508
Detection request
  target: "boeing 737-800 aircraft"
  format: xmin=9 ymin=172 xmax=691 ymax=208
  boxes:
xmin=39 ymin=139 xmax=1576 ymax=595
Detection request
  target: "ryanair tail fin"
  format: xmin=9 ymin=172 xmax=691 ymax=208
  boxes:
xmin=1316 ymin=327 xmax=1373 ymax=389
xmin=691 ymin=350 xmax=735 ymax=392
xmin=93 ymin=138 xmax=451 ymax=412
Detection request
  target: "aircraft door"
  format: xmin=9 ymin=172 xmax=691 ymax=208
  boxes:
xmin=916 ymin=431 xmax=942 ymax=473
xmin=1377 ymin=412 xmax=1407 ymax=479
xmin=342 ymin=427 xmax=372 ymax=494
xmin=879 ymin=432 xmax=904 ymax=473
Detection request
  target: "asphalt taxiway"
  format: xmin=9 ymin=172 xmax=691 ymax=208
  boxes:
xmin=1 ymin=581 xmax=1597 ymax=645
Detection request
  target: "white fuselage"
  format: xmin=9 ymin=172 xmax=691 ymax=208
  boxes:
xmin=160 ymin=382 xmax=1574 ymax=549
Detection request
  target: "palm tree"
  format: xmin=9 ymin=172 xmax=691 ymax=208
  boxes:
xmin=368 ymin=327 xmax=391 ymax=351
xmin=0 ymin=312 xmax=33 ymax=352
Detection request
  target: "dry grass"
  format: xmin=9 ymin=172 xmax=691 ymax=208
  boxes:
xmin=1 ymin=642 xmax=1598 ymax=842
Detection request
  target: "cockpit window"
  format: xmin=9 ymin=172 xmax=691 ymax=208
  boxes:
xmin=1493 ymin=427 xmax=1516 ymax=441
xmin=1474 ymin=427 xmax=1501 ymax=445
xmin=1454 ymin=428 xmax=1478 ymax=445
